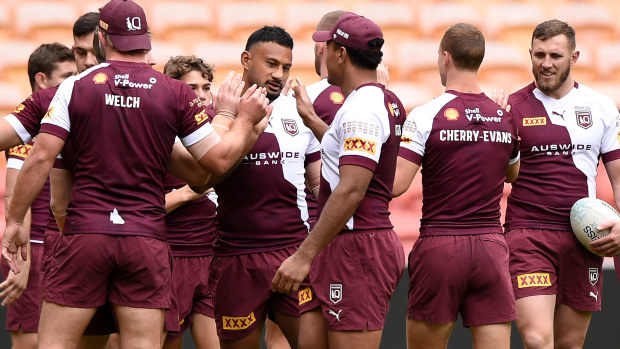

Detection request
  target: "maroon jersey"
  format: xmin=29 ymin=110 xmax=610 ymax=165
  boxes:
xmin=303 ymin=79 xmax=346 ymax=226
xmin=209 ymin=96 xmax=321 ymax=256
xmin=505 ymin=82 xmax=620 ymax=231
xmin=399 ymin=91 xmax=519 ymax=236
xmin=5 ymin=141 xmax=49 ymax=241
xmin=4 ymin=86 xmax=59 ymax=143
xmin=318 ymin=83 xmax=405 ymax=231
xmin=40 ymin=61 xmax=215 ymax=240
xmin=164 ymin=174 xmax=216 ymax=257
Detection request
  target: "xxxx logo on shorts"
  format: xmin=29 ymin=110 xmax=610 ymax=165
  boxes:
xmin=222 ymin=312 xmax=256 ymax=330
xmin=194 ymin=110 xmax=208 ymax=125
xmin=517 ymin=273 xmax=551 ymax=288
xmin=8 ymin=144 xmax=32 ymax=159
xmin=298 ymin=287 xmax=313 ymax=305
xmin=344 ymin=137 xmax=377 ymax=155
xmin=523 ymin=117 xmax=546 ymax=126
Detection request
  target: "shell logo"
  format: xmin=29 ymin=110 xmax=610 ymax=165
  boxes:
xmin=330 ymin=91 xmax=344 ymax=104
xmin=444 ymin=108 xmax=459 ymax=121
xmin=93 ymin=73 xmax=108 ymax=84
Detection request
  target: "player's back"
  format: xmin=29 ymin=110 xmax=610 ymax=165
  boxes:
xmin=41 ymin=61 xmax=207 ymax=239
xmin=402 ymin=91 xmax=518 ymax=235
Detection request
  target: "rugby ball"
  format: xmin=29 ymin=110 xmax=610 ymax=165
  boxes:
xmin=570 ymin=197 xmax=620 ymax=256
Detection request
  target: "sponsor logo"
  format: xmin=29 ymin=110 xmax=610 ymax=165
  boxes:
xmin=113 ymin=74 xmax=156 ymax=89
xmin=282 ymin=118 xmax=299 ymax=136
xmin=523 ymin=117 xmax=546 ymax=126
xmin=222 ymin=312 xmax=256 ymax=330
xmin=589 ymin=268 xmax=599 ymax=286
xmin=99 ymin=20 xmax=109 ymax=31
xmin=444 ymin=108 xmax=459 ymax=121
xmin=12 ymin=104 xmax=25 ymax=114
xmin=400 ymin=136 xmax=413 ymax=145
xmin=389 ymin=102 xmax=401 ymax=118
xmin=575 ymin=106 xmax=592 ymax=129
xmin=517 ymin=273 xmax=551 ymax=288
xmin=126 ymin=17 xmax=142 ymax=31
xmin=344 ymin=137 xmax=377 ymax=155
xmin=342 ymin=121 xmax=380 ymax=136
xmin=329 ymin=284 xmax=342 ymax=304
xmin=403 ymin=119 xmax=417 ymax=133
xmin=465 ymin=107 xmax=502 ymax=122
xmin=335 ymin=28 xmax=349 ymax=39
xmin=298 ymin=287 xmax=312 ymax=305
xmin=589 ymin=291 xmax=599 ymax=302
xmin=330 ymin=91 xmax=344 ymax=104
xmin=93 ymin=73 xmax=108 ymax=84
xmin=179 ymin=318 xmax=185 ymax=326
xmin=243 ymin=151 xmax=301 ymax=166
xmin=328 ymin=309 xmax=342 ymax=322
xmin=194 ymin=110 xmax=208 ymax=125
xmin=8 ymin=144 xmax=32 ymax=159
xmin=43 ymin=106 xmax=54 ymax=119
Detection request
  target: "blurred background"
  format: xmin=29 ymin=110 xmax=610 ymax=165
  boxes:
xmin=0 ymin=0 xmax=619 ymax=260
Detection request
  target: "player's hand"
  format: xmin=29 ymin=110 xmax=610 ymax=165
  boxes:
xmin=377 ymin=62 xmax=390 ymax=87
xmin=237 ymin=84 xmax=270 ymax=125
xmin=280 ymin=78 xmax=293 ymax=96
xmin=491 ymin=89 xmax=511 ymax=113
xmin=0 ymin=254 xmax=30 ymax=306
xmin=2 ymin=222 xmax=29 ymax=274
xmin=590 ymin=220 xmax=620 ymax=256
xmin=292 ymin=77 xmax=318 ymax=124
xmin=214 ymin=71 xmax=244 ymax=116
xmin=272 ymin=252 xmax=312 ymax=294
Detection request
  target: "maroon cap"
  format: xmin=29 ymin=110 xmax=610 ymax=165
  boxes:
xmin=312 ymin=12 xmax=383 ymax=52
xmin=99 ymin=0 xmax=151 ymax=52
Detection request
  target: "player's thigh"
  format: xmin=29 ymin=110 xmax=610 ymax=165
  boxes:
xmin=9 ymin=330 xmax=37 ymax=349
xmin=553 ymin=304 xmax=592 ymax=349
xmin=514 ymin=295 xmax=555 ymax=347
xmin=271 ymin=311 xmax=299 ymax=349
xmin=328 ymin=329 xmax=383 ymax=349
xmin=113 ymin=303 xmax=164 ymax=349
xmin=470 ymin=322 xmax=511 ymax=349
xmin=191 ymin=313 xmax=219 ymax=349
xmin=264 ymin=318 xmax=291 ymax=349
xmin=76 ymin=335 xmax=111 ymax=349
xmin=219 ymin=320 xmax=264 ymax=349
xmin=407 ymin=318 xmax=454 ymax=349
xmin=37 ymin=300 xmax=97 ymax=349
xmin=298 ymin=308 xmax=327 ymax=349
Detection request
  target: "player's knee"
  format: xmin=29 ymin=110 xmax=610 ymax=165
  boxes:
xmin=521 ymin=329 xmax=553 ymax=349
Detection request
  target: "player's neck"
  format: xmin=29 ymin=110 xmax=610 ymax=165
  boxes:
xmin=536 ymin=77 xmax=575 ymax=100
xmin=341 ymin=66 xmax=377 ymax=97
xmin=444 ymin=70 xmax=481 ymax=94
xmin=106 ymin=50 xmax=147 ymax=64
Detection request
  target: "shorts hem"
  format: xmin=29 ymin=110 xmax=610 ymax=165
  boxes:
xmin=43 ymin=293 xmax=106 ymax=309
xmin=5 ymin=325 xmax=38 ymax=333
xmin=462 ymin=316 xmax=517 ymax=327
xmin=559 ymin=301 xmax=601 ymax=312
xmin=108 ymin=297 xmax=170 ymax=309
xmin=514 ymin=289 xmax=556 ymax=300
xmin=326 ymin=321 xmax=384 ymax=331
xmin=406 ymin=312 xmax=456 ymax=325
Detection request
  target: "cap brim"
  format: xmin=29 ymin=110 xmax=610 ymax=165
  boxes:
xmin=109 ymin=33 xmax=151 ymax=52
xmin=312 ymin=30 xmax=332 ymax=43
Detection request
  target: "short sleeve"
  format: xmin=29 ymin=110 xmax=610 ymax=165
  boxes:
xmin=338 ymin=105 xmax=388 ymax=171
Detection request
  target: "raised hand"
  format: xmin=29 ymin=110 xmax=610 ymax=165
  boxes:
xmin=237 ymin=84 xmax=271 ymax=125
xmin=213 ymin=71 xmax=245 ymax=116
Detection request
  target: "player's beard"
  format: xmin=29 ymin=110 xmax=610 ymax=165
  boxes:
xmin=533 ymin=63 xmax=570 ymax=94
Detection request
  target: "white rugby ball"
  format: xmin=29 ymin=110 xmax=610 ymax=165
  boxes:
xmin=570 ymin=197 xmax=620 ymax=256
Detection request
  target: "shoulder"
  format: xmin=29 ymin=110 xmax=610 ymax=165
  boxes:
xmin=508 ymin=82 xmax=536 ymax=107
xmin=577 ymin=83 xmax=618 ymax=113
xmin=408 ymin=92 xmax=457 ymax=120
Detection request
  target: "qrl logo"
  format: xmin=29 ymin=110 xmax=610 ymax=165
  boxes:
xmin=576 ymin=110 xmax=592 ymax=129
xmin=589 ymin=268 xmax=599 ymax=286
xmin=329 ymin=284 xmax=342 ymax=304
xmin=281 ymin=119 xmax=299 ymax=136
xmin=126 ymin=17 xmax=142 ymax=31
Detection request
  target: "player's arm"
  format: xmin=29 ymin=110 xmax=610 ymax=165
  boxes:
xmin=186 ymin=79 xmax=270 ymax=177
xmin=167 ymin=142 xmax=212 ymax=186
xmin=0 ymin=120 xmax=23 ymax=150
xmin=2 ymin=133 xmax=65 ymax=273
xmin=305 ymin=159 xmax=321 ymax=198
xmin=49 ymin=167 xmax=73 ymax=232
xmin=273 ymin=164 xmax=372 ymax=294
xmin=393 ymin=157 xmax=420 ymax=198
xmin=292 ymin=77 xmax=329 ymax=141
xmin=505 ymin=159 xmax=520 ymax=183
xmin=590 ymin=158 xmax=620 ymax=256
xmin=165 ymin=185 xmax=208 ymax=213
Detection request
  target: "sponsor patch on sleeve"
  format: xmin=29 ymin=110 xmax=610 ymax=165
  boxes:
xmin=344 ymin=137 xmax=377 ymax=155
xmin=12 ymin=104 xmax=25 ymax=114
xmin=8 ymin=144 xmax=31 ymax=159
xmin=523 ymin=117 xmax=546 ymax=126
xmin=194 ymin=110 xmax=208 ymax=125
xmin=517 ymin=273 xmax=551 ymax=288
xmin=43 ymin=106 xmax=54 ymax=120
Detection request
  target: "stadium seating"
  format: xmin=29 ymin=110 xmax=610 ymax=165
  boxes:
xmin=14 ymin=2 xmax=78 ymax=45
xmin=150 ymin=2 xmax=215 ymax=48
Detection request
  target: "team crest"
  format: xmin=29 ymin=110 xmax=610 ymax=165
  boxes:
xmin=444 ymin=108 xmax=459 ymax=121
xmin=329 ymin=284 xmax=342 ymax=304
xmin=281 ymin=119 xmax=299 ymax=136
xmin=330 ymin=91 xmax=344 ymax=104
xmin=575 ymin=106 xmax=592 ymax=129
xmin=93 ymin=73 xmax=108 ymax=84
xmin=589 ymin=268 xmax=599 ymax=286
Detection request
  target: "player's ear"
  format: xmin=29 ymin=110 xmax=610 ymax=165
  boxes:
xmin=570 ymin=50 xmax=580 ymax=67
xmin=34 ymin=72 xmax=47 ymax=91
xmin=241 ymin=51 xmax=251 ymax=70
